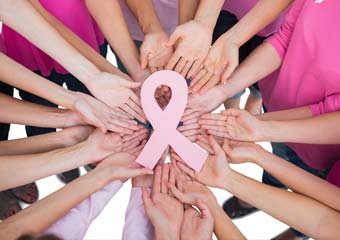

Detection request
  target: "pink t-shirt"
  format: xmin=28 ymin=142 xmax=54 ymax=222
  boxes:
xmin=327 ymin=161 xmax=340 ymax=188
xmin=119 ymin=0 xmax=178 ymax=41
xmin=1 ymin=0 xmax=104 ymax=76
xmin=0 ymin=33 xmax=6 ymax=54
xmin=222 ymin=0 xmax=286 ymax=37
xmin=259 ymin=0 xmax=340 ymax=170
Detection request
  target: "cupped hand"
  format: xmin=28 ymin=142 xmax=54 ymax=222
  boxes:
xmin=140 ymin=31 xmax=173 ymax=72
xmin=142 ymin=164 xmax=184 ymax=239
xmin=166 ymin=20 xmax=213 ymax=78
xmin=190 ymin=35 xmax=239 ymax=94
xmin=182 ymin=85 xmax=228 ymax=121
xmin=72 ymin=92 xmax=140 ymax=134
xmin=222 ymin=139 xmax=264 ymax=164
xmin=60 ymin=125 xmax=94 ymax=147
xmin=95 ymin=152 xmax=153 ymax=182
xmin=86 ymin=72 xmax=146 ymax=122
xmin=199 ymin=108 xmax=264 ymax=142
xmin=176 ymin=135 xmax=231 ymax=189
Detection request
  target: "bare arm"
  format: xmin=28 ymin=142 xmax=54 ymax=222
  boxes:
xmin=0 ymin=93 xmax=84 ymax=128
xmin=0 ymin=126 xmax=92 ymax=156
xmin=178 ymin=0 xmax=199 ymax=24
xmin=85 ymin=0 xmax=146 ymax=81
xmin=29 ymin=0 xmax=130 ymax=80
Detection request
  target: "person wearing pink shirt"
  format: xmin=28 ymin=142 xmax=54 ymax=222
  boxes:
xmin=188 ymin=0 xmax=340 ymax=238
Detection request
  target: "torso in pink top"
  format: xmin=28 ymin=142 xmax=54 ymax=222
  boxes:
xmin=1 ymin=0 xmax=104 ymax=76
xmin=222 ymin=0 xmax=286 ymax=36
xmin=119 ymin=0 xmax=178 ymax=41
xmin=259 ymin=0 xmax=340 ymax=170
xmin=0 ymin=32 xmax=6 ymax=54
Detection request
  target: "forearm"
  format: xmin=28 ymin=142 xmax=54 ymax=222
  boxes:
xmin=0 ymin=131 xmax=68 ymax=156
xmin=0 ymin=0 xmax=101 ymax=85
xmin=206 ymin=199 xmax=245 ymax=240
xmin=253 ymin=149 xmax=340 ymax=211
xmin=0 ymin=142 xmax=88 ymax=191
xmin=194 ymin=0 xmax=224 ymax=28
xmin=85 ymin=0 xmax=142 ymax=80
xmin=222 ymin=0 xmax=293 ymax=47
xmin=0 ymin=53 xmax=77 ymax=110
xmin=259 ymin=110 xmax=340 ymax=144
xmin=0 ymin=93 xmax=75 ymax=128
xmin=223 ymin=171 xmax=340 ymax=239
xmin=125 ymin=0 xmax=163 ymax=34
xmin=28 ymin=0 xmax=129 ymax=80
xmin=221 ymin=42 xmax=282 ymax=98
xmin=0 ymin=168 xmax=111 ymax=240
xmin=257 ymin=106 xmax=312 ymax=122
xmin=178 ymin=0 xmax=199 ymax=24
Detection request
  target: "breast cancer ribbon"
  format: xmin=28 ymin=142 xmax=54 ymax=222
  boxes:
xmin=136 ymin=70 xmax=208 ymax=172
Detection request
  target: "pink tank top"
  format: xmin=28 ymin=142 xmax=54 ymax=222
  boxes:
xmin=1 ymin=0 xmax=104 ymax=76
xmin=222 ymin=0 xmax=286 ymax=37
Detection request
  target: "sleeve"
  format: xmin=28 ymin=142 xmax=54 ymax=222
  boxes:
xmin=122 ymin=187 xmax=154 ymax=240
xmin=45 ymin=181 xmax=123 ymax=240
xmin=310 ymin=94 xmax=340 ymax=116
xmin=265 ymin=0 xmax=306 ymax=59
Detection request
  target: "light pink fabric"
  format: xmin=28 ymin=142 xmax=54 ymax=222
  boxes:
xmin=119 ymin=0 xmax=178 ymax=41
xmin=259 ymin=0 xmax=340 ymax=169
xmin=222 ymin=0 xmax=286 ymax=37
xmin=122 ymin=188 xmax=154 ymax=240
xmin=1 ymin=0 xmax=104 ymax=76
xmin=45 ymin=181 xmax=123 ymax=240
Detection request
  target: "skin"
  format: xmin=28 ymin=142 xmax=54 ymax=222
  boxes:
xmin=0 ymin=126 xmax=93 ymax=156
xmin=125 ymin=0 xmax=173 ymax=73
xmin=85 ymin=0 xmax=150 ymax=83
xmin=199 ymin=108 xmax=340 ymax=144
xmin=142 ymin=164 xmax=184 ymax=240
xmin=0 ymin=0 xmax=145 ymax=122
xmin=0 ymin=53 xmax=140 ymax=134
xmin=168 ymin=164 xmax=244 ymax=240
xmin=178 ymin=0 xmax=199 ymax=25
xmin=0 ymin=151 xmax=153 ymax=240
xmin=0 ymin=128 xmax=149 ymax=191
xmin=176 ymin=136 xmax=340 ymax=239
xmin=191 ymin=0 xmax=293 ymax=94
xmin=166 ymin=0 xmax=224 ymax=78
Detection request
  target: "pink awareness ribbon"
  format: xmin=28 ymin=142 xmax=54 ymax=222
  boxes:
xmin=136 ymin=70 xmax=208 ymax=172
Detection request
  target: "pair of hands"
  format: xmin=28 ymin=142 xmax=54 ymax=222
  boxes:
xmin=142 ymin=163 xmax=214 ymax=240
xmin=141 ymin=19 xmax=240 ymax=95
xmin=69 ymin=72 xmax=147 ymax=134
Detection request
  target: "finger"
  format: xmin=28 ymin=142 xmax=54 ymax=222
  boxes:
xmin=152 ymin=166 xmax=162 ymax=195
xmin=127 ymin=167 xmax=154 ymax=179
xmin=122 ymin=128 xmax=148 ymax=142
xmin=208 ymin=135 xmax=224 ymax=155
xmin=177 ymin=162 xmax=195 ymax=179
xmin=129 ymin=140 xmax=147 ymax=155
xmin=207 ymin=129 xmax=228 ymax=138
xmin=190 ymin=69 xmax=207 ymax=88
xmin=168 ymin=183 xmax=191 ymax=204
xmin=181 ymin=61 xmax=193 ymax=78
xmin=182 ymin=111 xmax=201 ymax=122
xmin=181 ymin=129 xmax=200 ymax=138
xmin=174 ymin=57 xmax=188 ymax=74
xmin=187 ymin=59 xmax=204 ymax=79
xmin=142 ymin=187 xmax=153 ymax=209
xmin=166 ymin=52 xmax=181 ymax=70
xmin=178 ymin=123 xmax=200 ymax=132
xmin=197 ymin=140 xmax=214 ymax=154
xmin=166 ymin=29 xmax=181 ymax=47
xmin=121 ymin=79 xmax=142 ymax=89
xmin=221 ymin=59 xmax=239 ymax=83
xmin=111 ymin=108 xmax=131 ymax=120
xmin=161 ymin=163 xmax=170 ymax=194
xmin=221 ymin=108 xmax=242 ymax=117
xmin=198 ymin=119 xmax=225 ymax=126
xmin=192 ymin=72 xmax=213 ymax=93
xmin=200 ymin=113 xmax=227 ymax=121
xmin=169 ymin=165 xmax=176 ymax=186
xmin=106 ymin=123 xmax=133 ymax=135
xmin=201 ymin=125 xmax=226 ymax=132
xmin=110 ymin=117 xmax=139 ymax=131
xmin=126 ymin=98 xmax=145 ymax=120
xmin=197 ymin=134 xmax=210 ymax=144
xmin=195 ymin=199 xmax=212 ymax=220
xmin=120 ymin=104 xmax=145 ymax=123
xmin=200 ymin=74 xmax=220 ymax=95
xmin=140 ymin=49 xmax=149 ymax=69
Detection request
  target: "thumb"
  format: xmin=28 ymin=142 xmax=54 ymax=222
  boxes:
xmin=120 ymin=79 xmax=142 ymax=89
xmin=221 ymin=58 xmax=239 ymax=84
xmin=128 ymin=167 xmax=154 ymax=179
xmin=222 ymin=139 xmax=233 ymax=155
xmin=140 ymin=48 xmax=149 ymax=70
xmin=195 ymin=199 xmax=212 ymax=220
xmin=208 ymin=135 xmax=223 ymax=155
xmin=168 ymin=183 xmax=191 ymax=204
xmin=166 ymin=29 xmax=182 ymax=47
xmin=141 ymin=187 xmax=153 ymax=208
xmin=221 ymin=108 xmax=241 ymax=117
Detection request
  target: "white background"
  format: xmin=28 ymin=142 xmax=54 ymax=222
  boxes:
xmin=1 ymin=23 xmax=289 ymax=240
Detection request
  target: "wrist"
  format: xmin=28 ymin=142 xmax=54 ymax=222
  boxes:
xmin=258 ymin=120 xmax=279 ymax=142
xmin=154 ymin=226 xmax=180 ymax=240
xmin=142 ymin=21 xmax=164 ymax=35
